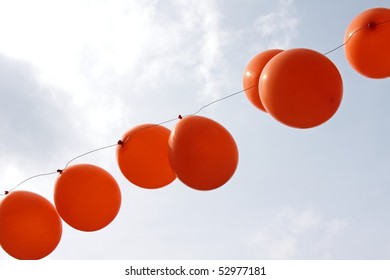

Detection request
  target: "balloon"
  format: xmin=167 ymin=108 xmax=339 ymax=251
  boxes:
xmin=54 ymin=164 xmax=121 ymax=232
xmin=344 ymin=7 xmax=390 ymax=78
xmin=0 ymin=191 xmax=62 ymax=259
xmin=116 ymin=124 xmax=176 ymax=189
xmin=243 ymin=49 xmax=284 ymax=111
xmin=259 ymin=48 xmax=343 ymax=129
xmin=168 ymin=115 xmax=238 ymax=191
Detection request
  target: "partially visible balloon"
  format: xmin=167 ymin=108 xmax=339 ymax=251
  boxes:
xmin=243 ymin=49 xmax=284 ymax=112
xmin=344 ymin=7 xmax=390 ymax=78
xmin=54 ymin=164 xmax=121 ymax=232
xmin=260 ymin=48 xmax=343 ymax=129
xmin=0 ymin=191 xmax=62 ymax=259
xmin=168 ymin=115 xmax=238 ymax=191
xmin=116 ymin=124 xmax=176 ymax=189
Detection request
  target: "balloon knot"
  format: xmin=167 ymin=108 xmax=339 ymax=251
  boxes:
xmin=57 ymin=169 xmax=63 ymax=174
xmin=367 ymin=22 xmax=376 ymax=29
xmin=178 ymin=115 xmax=183 ymax=119
xmin=117 ymin=139 xmax=124 ymax=145
xmin=4 ymin=191 xmax=9 ymax=195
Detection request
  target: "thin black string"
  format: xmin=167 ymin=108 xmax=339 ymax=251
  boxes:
xmin=186 ymin=86 xmax=255 ymax=117
xmin=323 ymin=19 xmax=390 ymax=56
xmin=0 ymin=85 xmax=250 ymax=196
xmin=119 ymin=87 xmax=254 ymax=145
xmin=323 ymin=25 xmax=366 ymax=55
xmin=2 ymin=19 xmax=390 ymax=196
xmin=63 ymin=143 xmax=119 ymax=169
xmin=1 ymin=171 xmax=59 ymax=196
xmin=377 ymin=18 xmax=390 ymax=27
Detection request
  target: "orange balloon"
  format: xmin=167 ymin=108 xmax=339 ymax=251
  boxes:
xmin=116 ymin=124 xmax=176 ymax=189
xmin=260 ymin=48 xmax=343 ymax=129
xmin=243 ymin=49 xmax=284 ymax=111
xmin=54 ymin=164 xmax=121 ymax=232
xmin=168 ymin=115 xmax=238 ymax=191
xmin=0 ymin=191 xmax=62 ymax=259
xmin=344 ymin=7 xmax=390 ymax=78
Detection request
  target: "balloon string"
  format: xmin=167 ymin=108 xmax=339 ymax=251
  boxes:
xmin=186 ymin=86 xmax=254 ymax=117
xmin=3 ymin=18 xmax=390 ymax=196
xmin=63 ymin=143 xmax=119 ymax=169
xmin=376 ymin=18 xmax=390 ymax=27
xmin=119 ymin=85 xmax=257 ymax=145
xmin=0 ymin=85 xmax=252 ymax=196
xmin=323 ymin=18 xmax=390 ymax=56
xmin=0 ymin=144 xmax=120 ymax=196
xmin=1 ymin=171 xmax=59 ymax=196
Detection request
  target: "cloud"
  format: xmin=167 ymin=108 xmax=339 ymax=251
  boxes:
xmin=248 ymin=206 xmax=348 ymax=259
xmin=0 ymin=0 xmax=241 ymax=129
xmin=0 ymin=54 xmax=94 ymax=194
xmin=181 ymin=1 xmax=228 ymax=100
xmin=130 ymin=0 xmax=233 ymax=102
xmin=254 ymin=0 xmax=299 ymax=49
xmin=0 ymin=56 xmax=69 ymax=161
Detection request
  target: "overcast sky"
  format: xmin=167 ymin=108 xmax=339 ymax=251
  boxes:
xmin=1 ymin=0 xmax=390 ymax=260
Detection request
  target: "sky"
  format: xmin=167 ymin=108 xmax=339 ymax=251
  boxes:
xmin=0 ymin=0 xmax=389 ymax=260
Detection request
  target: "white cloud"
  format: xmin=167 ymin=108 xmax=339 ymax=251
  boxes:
xmin=249 ymin=206 xmax=348 ymax=259
xmin=187 ymin=1 xmax=227 ymax=100
xmin=254 ymin=0 xmax=299 ymax=49
xmin=128 ymin=0 xmax=232 ymax=102
xmin=0 ymin=0 xmax=235 ymax=126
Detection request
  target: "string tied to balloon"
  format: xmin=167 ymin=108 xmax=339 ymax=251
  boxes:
xmin=1 ymin=190 xmax=9 ymax=196
xmin=0 ymin=171 xmax=60 ymax=197
xmin=343 ymin=8 xmax=390 ymax=79
xmin=367 ymin=21 xmax=376 ymax=29
xmin=0 ymin=86 xmax=250 ymax=195
xmin=3 ymin=13 xmax=390 ymax=195
xmin=323 ymin=17 xmax=390 ymax=56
